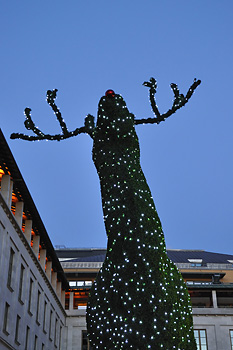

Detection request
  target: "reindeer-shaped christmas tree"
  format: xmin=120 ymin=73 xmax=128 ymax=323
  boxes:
xmin=11 ymin=77 xmax=201 ymax=349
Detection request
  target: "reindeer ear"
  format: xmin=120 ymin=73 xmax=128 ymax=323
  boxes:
xmin=142 ymin=81 xmax=152 ymax=88
xmin=143 ymin=78 xmax=157 ymax=92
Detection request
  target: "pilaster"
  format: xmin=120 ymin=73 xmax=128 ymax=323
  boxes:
xmin=15 ymin=201 xmax=24 ymax=227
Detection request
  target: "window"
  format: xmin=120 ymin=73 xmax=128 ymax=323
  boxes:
xmin=43 ymin=300 xmax=47 ymax=332
xmin=36 ymin=290 xmax=41 ymax=324
xmin=217 ymin=290 xmax=233 ymax=308
xmin=186 ymin=281 xmax=211 ymax=286
xmin=65 ymin=292 xmax=70 ymax=310
xmin=28 ymin=278 xmax=33 ymax=314
xmin=3 ymin=302 xmax=10 ymax=335
xmin=73 ymin=291 xmax=89 ymax=309
xmin=82 ymin=331 xmax=93 ymax=350
xmin=7 ymin=248 xmax=15 ymax=290
xmin=34 ymin=335 xmax=38 ymax=350
xmin=230 ymin=330 xmax=233 ymax=350
xmin=69 ymin=281 xmax=77 ymax=287
xmin=15 ymin=315 xmax=21 ymax=345
xmin=69 ymin=280 xmax=93 ymax=287
xmin=188 ymin=259 xmax=203 ymax=267
xmin=18 ymin=264 xmax=25 ymax=303
xmin=194 ymin=329 xmax=208 ymax=350
xmin=189 ymin=290 xmax=213 ymax=308
xmin=49 ymin=310 xmax=53 ymax=340
xmin=25 ymin=326 xmax=30 ymax=350
xmin=54 ymin=318 xmax=58 ymax=347
xmin=59 ymin=326 xmax=62 ymax=350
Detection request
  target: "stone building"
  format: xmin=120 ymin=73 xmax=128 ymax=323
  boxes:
xmin=0 ymin=129 xmax=68 ymax=350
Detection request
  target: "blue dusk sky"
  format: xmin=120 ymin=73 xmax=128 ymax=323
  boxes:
xmin=0 ymin=1 xmax=233 ymax=253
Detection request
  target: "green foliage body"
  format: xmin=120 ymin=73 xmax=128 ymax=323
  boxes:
xmin=87 ymin=94 xmax=197 ymax=350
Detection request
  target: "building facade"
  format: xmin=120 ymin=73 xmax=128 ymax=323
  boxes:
xmin=0 ymin=129 xmax=68 ymax=350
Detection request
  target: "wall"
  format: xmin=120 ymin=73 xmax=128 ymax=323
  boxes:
xmin=0 ymin=194 xmax=66 ymax=350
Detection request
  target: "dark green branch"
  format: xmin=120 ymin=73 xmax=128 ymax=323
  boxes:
xmin=134 ymin=78 xmax=201 ymax=125
xmin=46 ymin=89 xmax=69 ymax=136
xmin=10 ymin=126 xmax=88 ymax=141
xmin=10 ymin=88 xmax=96 ymax=141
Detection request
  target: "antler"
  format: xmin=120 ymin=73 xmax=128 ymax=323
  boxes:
xmin=10 ymin=89 xmax=95 ymax=141
xmin=134 ymin=78 xmax=201 ymax=125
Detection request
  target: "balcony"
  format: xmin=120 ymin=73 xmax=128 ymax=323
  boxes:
xmin=188 ymin=285 xmax=233 ymax=309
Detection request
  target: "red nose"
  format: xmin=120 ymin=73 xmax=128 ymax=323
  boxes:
xmin=105 ymin=89 xmax=115 ymax=97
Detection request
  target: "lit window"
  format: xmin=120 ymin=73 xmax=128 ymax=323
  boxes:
xmin=230 ymin=330 xmax=233 ymax=350
xmin=85 ymin=281 xmax=92 ymax=286
xmin=65 ymin=292 xmax=70 ymax=310
xmin=77 ymin=281 xmax=85 ymax=287
xmin=194 ymin=329 xmax=208 ymax=350
xmin=75 ymin=280 xmax=93 ymax=287
xmin=186 ymin=281 xmax=194 ymax=285
xmin=73 ymin=291 xmax=89 ymax=309
xmin=69 ymin=281 xmax=76 ymax=287
xmin=188 ymin=259 xmax=203 ymax=267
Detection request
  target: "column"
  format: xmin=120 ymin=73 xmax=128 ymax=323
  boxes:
xmin=56 ymin=281 xmax=61 ymax=300
xmin=212 ymin=290 xmax=218 ymax=308
xmin=61 ymin=290 xmax=66 ymax=309
xmin=8 ymin=180 xmax=13 ymax=208
xmin=69 ymin=292 xmax=73 ymax=311
xmin=32 ymin=235 xmax=40 ymax=258
xmin=40 ymin=249 xmax=46 ymax=270
xmin=46 ymin=261 xmax=52 ymax=282
xmin=15 ymin=201 xmax=24 ymax=227
xmin=52 ymin=271 xmax=57 ymax=292
xmin=25 ymin=220 xmax=32 ymax=243
xmin=1 ymin=174 xmax=11 ymax=205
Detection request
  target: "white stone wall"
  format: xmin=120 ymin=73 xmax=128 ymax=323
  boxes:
xmin=193 ymin=309 xmax=233 ymax=350
xmin=0 ymin=195 xmax=66 ymax=350
xmin=63 ymin=310 xmax=87 ymax=350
